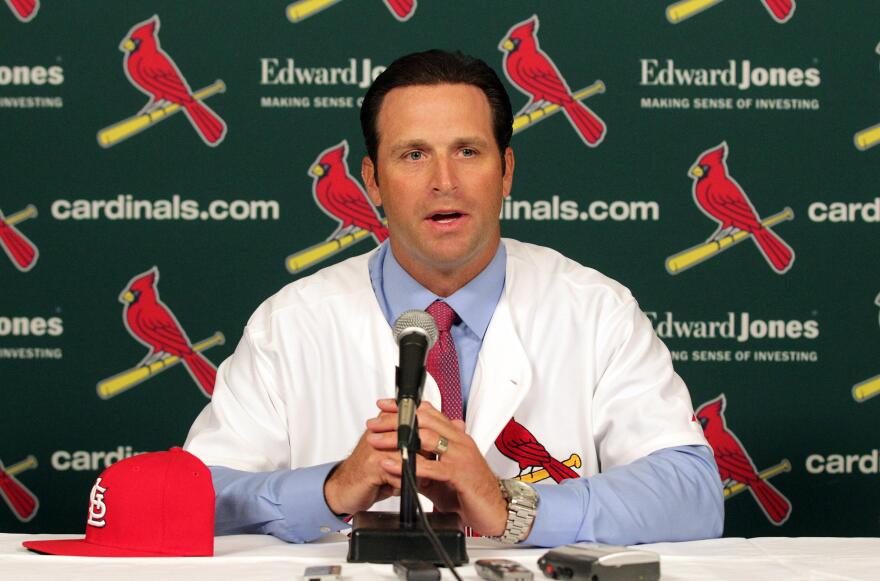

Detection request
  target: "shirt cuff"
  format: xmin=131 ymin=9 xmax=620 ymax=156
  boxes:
xmin=526 ymin=478 xmax=591 ymax=547
xmin=265 ymin=461 xmax=350 ymax=542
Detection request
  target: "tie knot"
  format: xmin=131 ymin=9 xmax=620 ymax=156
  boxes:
xmin=426 ymin=301 xmax=457 ymax=332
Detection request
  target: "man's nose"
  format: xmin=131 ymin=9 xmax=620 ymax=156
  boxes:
xmin=431 ymin=155 xmax=457 ymax=194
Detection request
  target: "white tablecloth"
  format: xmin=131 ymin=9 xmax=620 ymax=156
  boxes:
xmin=1 ymin=534 xmax=878 ymax=580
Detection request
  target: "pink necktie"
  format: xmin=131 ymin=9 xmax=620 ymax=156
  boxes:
xmin=426 ymin=301 xmax=463 ymax=420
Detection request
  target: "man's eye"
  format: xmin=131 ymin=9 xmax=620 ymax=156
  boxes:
xmin=461 ymin=148 xmax=476 ymax=157
xmin=406 ymin=151 xmax=423 ymax=161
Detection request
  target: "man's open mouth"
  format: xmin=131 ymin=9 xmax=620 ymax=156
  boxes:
xmin=429 ymin=212 xmax=464 ymax=223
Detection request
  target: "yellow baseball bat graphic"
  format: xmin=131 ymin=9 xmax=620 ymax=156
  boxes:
xmin=666 ymin=0 xmax=724 ymax=24
xmin=853 ymin=374 xmax=880 ymax=402
xmin=97 ymin=80 xmax=226 ymax=149
xmin=96 ymin=332 xmax=225 ymax=400
xmin=512 ymin=81 xmax=605 ymax=134
xmin=3 ymin=205 xmax=37 ymax=226
xmin=286 ymin=218 xmax=388 ymax=274
xmin=723 ymin=459 xmax=791 ymax=499
xmin=854 ymin=123 xmax=880 ymax=151
xmin=665 ymin=208 xmax=794 ymax=275
xmin=516 ymin=454 xmax=582 ymax=484
xmin=287 ymin=0 xmax=342 ymax=22
xmin=4 ymin=456 xmax=38 ymax=477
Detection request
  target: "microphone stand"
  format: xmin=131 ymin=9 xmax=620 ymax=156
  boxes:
xmin=347 ymin=313 xmax=467 ymax=565
xmin=399 ymin=416 xmax=419 ymax=528
xmin=347 ymin=400 xmax=467 ymax=565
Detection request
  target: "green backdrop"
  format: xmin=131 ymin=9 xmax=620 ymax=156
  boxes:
xmin=2 ymin=1 xmax=878 ymax=538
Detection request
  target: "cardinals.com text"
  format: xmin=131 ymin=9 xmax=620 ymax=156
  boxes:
xmin=500 ymin=196 xmax=659 ymax=222
xmin=50 ymin=195 xmax=280 ymax=221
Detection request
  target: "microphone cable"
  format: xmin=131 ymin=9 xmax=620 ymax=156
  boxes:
xmin=401 ymin=447 xmax=464 ymax=581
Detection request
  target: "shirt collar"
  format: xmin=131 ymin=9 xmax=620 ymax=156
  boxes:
xmin=382 ymin=242 xmax=506 ymax=340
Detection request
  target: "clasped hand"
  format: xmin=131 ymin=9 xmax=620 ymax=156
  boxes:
xmin=323 ymin=399 xmax=507 ymax=536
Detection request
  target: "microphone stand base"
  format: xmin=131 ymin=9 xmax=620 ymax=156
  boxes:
xmin=346 ymin=511 xmax=468 ymax=565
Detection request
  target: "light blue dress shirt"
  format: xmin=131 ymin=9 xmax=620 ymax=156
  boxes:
xmin=208 ymin=241 xmax=724 ymax=545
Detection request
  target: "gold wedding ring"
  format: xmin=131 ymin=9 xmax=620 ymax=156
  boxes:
xmin=433 ymin=435 xmax=449 ymax=456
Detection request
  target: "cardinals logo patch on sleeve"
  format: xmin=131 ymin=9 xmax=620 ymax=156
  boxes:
xmin=95 ymin=266 xmax=225 ymax=400
xmin=96 ymin=15 xmax=227 ymax=148
xmin=495 ymin=418 xmax=581 ymax=484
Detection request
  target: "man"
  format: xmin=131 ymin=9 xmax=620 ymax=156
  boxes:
xmin=184 ymin=50 xmax=723 ymax=546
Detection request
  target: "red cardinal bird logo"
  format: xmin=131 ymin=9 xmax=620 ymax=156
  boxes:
xmin=384 ymin=0 xmax=415 ymax=21
xmin=761 ymin=0 xmax=795 ymax=23
xmin=5 ymin=0 xmax=38 ymax=22
xmin=500 ymin=15 xmax=606 ymax=146
xmin=0 ymin=458 xmax=39 ymax=522
xmin=120 ymin=267 xmax=217 ymax=397
xmin=689 ymin=142 xmax=794 ymax=273
xmin=697 ymin=394 xmax=792 ymax=525
xmin=0 ymin=208 xmax=38 ymax=272
xmin=310 ymin=140 xmax=388 ymax=244
xmin=667 ymin=0 xmax=794 ymax=24
xmin=120 ymin=15 xmax=226 ymax=146
xmin=495 ymin=418 xmax=579 ymax=483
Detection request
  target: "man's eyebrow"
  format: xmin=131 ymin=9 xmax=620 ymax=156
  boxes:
xmin=450 ymin=136 xmax=491 ymax=148
xmin=388 ymin=137 xmax=491 ymax=153
xmin=388 ymin=139 xmax=429 ymax=153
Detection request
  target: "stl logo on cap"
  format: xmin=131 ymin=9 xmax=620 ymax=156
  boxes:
xmin=665 ymin=142 xmax=795 ymax=275
xmin=500 ymin=15 xmax=607 ymax=147
xmin=851 ymin=291 xmax=880 ymax=403
xmin=666 ymin=0 xmax=795 ymax=25
xmin=853 ymin=43 xmax=880 ymax=152
xmin=286 ymin=0 xmax=416 ymax=23
xmin=5 ymin=0 xmax=38 ymax=22
xmin=495 ymin=418 xmax=581 ymax=485
xmin=286 ymin=140 xmax=388 ymax=274
xmin=23 ymin=448 xmax=215 ymax=557
xmin=96 ymin=15 xmax=227 ymax=149
xmin=95 ymin=267 xmax=225 ymax=400
xmin=86 ymin=478 xmax=108 ymax=528
xmin=0 ymin=205 xmax=39 ymax=272
xmin=697 ymin=394 xmax=792 ymax=525
xmin=0 ymin=455 xmax=39 ymax=522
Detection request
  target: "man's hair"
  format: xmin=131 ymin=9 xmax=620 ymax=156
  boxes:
xmin=360 ymin=49 xmax=513 ymax=171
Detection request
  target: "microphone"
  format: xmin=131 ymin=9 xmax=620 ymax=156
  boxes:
xmin=392 ymin=310 xmax=439 ymax=450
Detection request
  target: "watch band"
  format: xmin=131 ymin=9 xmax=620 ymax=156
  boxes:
xmin=494 ymin=479 xmax=538 ymax=544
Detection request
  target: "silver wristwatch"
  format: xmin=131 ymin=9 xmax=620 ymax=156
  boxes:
xmin=493 ymin=478 xmax=538 ymax=544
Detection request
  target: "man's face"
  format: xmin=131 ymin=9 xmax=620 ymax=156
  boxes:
xmin=362 ymin=83 xmax=514 ymax=285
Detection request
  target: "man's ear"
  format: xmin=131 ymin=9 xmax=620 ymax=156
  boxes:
xmin=362 ymin=156 xmax=382 ymax=206
xmin=501 ymin=147 xmax=515 ymax=199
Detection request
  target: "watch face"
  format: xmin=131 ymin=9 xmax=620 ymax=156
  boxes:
xmin=504 ymin=479 xmax=538 ymax=502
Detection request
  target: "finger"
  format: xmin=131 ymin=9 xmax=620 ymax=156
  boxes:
xmin=417 ymin=400 xmax=438 ymax=412
xmin=366 ymin=412 xmax=398 ymax=433
xmin=413 ymin=410 xmax=459 ymax=441
xmin=366 ymin=430 xmax=400 ymax=450
xmin=376 ymin=398 xmax=398 ymax=412
xmin=416 ymin=428 xmax=444 ymax=456
xmin=382 ymin=455 xmax=452 ymax=484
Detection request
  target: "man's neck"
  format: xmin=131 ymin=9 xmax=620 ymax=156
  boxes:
xmin=391 ymin=239 xmax=501 ymax=298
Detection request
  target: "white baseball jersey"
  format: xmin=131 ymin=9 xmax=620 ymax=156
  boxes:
xmin=184 ymin=239 xmax=707 ymax=511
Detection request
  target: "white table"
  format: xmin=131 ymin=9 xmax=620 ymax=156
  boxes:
xmin=1 ymin=534 xmax=878 ymax=580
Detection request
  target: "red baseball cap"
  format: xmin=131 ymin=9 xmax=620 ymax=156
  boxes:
xmin=23 ymin=447 xmax=214 ymax=557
